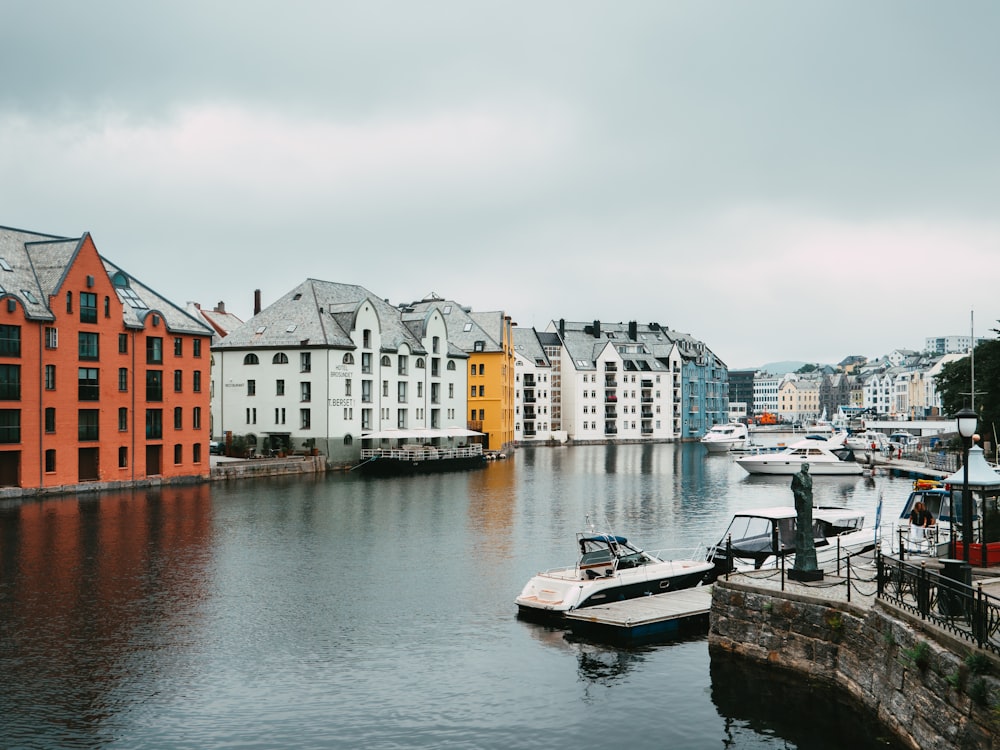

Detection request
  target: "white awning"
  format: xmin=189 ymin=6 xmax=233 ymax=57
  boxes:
xmin=361 ymin=427 xmax=483 ymax=440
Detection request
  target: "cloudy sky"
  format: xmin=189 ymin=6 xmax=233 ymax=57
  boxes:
xmin=3 ymin=2 xmax=998 ymax=369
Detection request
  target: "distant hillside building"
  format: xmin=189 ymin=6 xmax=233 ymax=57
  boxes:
xmin=0 ymin=224 xmax=213 ymax=493
xmin=925 ymin=335 xmax=984 ymax=355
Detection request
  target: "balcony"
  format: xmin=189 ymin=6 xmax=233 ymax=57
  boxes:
xmin=605 ymin=394 xmax=617 ymax=403
xmin=604 ymin=426 xmax=618 ymax=435
xmin=605 ymin=378 xmax=617 ymax=388
xmin=604 ymin=363 xmax=618 ymax=372
xmin=523 ymin=375 xmax=536 ymax=386
xmin=604 ymin=411 xmax=617 ymax=420
xmin=642 ymin=380 xmax=653 ymax=388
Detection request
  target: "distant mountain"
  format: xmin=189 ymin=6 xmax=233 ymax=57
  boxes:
xmin=757 ymin=361 xmax=809 ymax=375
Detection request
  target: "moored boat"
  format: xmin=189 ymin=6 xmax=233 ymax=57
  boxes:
xmin=515 ymin=525 xmax=713 ymax=620
xmin=701 ymin=422 xmax=750 ymax=453
xmin=735 ymin=432 xmax=862 ymax=476
xmin=355 ymin=443 xmax=487 ymax=476
xmin=705 ymin=505 xmax=876 ymax=581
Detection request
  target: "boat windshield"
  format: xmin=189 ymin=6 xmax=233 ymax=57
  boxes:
xmin=578 ymin=535 xmax=639 ymax=566
xmin=720 ymin=515 xmax=795 ymax=556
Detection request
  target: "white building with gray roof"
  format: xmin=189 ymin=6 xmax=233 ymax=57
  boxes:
xmin=544 ymin=319 xmax=698 ymax=442
xmin=512 ymin=326 xmax=554 ymax=443
xmin=212 ymin=279 xmax=469 ymax=464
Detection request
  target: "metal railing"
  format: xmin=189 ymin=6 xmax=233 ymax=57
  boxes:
xmin=876 ymin=554 xmax=1000 ymax=655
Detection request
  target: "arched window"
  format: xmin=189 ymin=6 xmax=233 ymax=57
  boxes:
xmin=381 ymin=355 xmax=391 ymax=367
xmin=243 ymin=353 xmax=259 ymax=365
xmin=447 ymin=361 xmax=456 ymax=371
xmin=415 ymin=358 xmax=425 ymax=369
xmin=343 ymin=353 xmax=354 ymax=365
xmin=343 ymin=434 xmax=353 ymax=445
xmin=272 ymin=352 xmax=288 ymax=364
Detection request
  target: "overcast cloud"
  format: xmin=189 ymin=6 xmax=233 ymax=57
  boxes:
xmin=3 ymin=1 xmax=999 ymax=368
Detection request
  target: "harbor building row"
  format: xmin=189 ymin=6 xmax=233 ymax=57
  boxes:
xmin=0 ymin=225 xmax=213 ymax=494
xmin=512 ymin=319 xmax=727 ymax=444
xmin=211 ymin=282 xmax=728 ymax=460
xmin=211 ymin=284 xmax=516 ymax=464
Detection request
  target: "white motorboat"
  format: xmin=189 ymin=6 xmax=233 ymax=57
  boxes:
xmin=700 ymin=422 xmax=750 ymax=453
xmin=735 ymin=433 xmax=863 ymax=476
xmin=705 ymin=505 xmax=876 ymax=581
xmin=845 ymin=430 xmax=890 ymax=453
xmin=515 ymin=526 xmax=714 ymax=620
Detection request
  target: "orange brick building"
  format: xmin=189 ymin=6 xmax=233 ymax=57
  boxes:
xmin=0 ymin=225 xmax=213 ymax=492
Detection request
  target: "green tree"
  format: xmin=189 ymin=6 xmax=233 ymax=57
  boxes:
xmin=935 ymin=336 xmax=1000 ymax=445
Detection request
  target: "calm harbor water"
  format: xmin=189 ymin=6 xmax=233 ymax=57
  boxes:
xmin=0 ymin=441 xmax=913 ymax=749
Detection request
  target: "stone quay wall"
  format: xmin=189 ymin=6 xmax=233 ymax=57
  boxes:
xmin=710 ymin=578 xmax=1000 ymax=749
xmin=210 ymin=454 xmax=327 ymax=481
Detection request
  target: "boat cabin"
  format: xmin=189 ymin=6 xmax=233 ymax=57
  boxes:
xmin=712 ymin=507 xmax=866 ymax=568
xmin=577 ymin=534 xmax=649 ymax=578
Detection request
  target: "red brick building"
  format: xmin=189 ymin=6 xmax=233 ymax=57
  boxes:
xmin=0 ymin=225 xmax=213 ymax=492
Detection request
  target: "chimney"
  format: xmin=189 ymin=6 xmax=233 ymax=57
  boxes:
xmin=559 ymin=318 xmax=565 ymax=338
xmin=593 ymin=320 xmax=601 ymax=338
xmin=254 ymin=289 xmax=262 ymax=315
xmin=628 ymin=321 xmax=637 ymax=341
xmin=214 ymin=301 xmax=225 ymax=313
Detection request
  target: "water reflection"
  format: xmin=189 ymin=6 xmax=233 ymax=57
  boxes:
xmin=0 ymin=486 xmax=213 ymax=749
xmin=710 ymin=652 xmax=907 ymax=749
xmin=0 ymin=444 xmax=918 ymax=750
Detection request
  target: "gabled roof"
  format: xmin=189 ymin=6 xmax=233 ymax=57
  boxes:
xmin=513 ymin=327 xmax=550 ymax=367
xmin=0 ymin=225 xmax=211 ymax=335
xmin=402 ymin=295 xmax=505 ymax=354
xmin=214 ymin=278 xmax=429 ymax=352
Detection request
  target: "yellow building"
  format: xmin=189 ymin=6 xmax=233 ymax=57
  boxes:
xmin=403 ymin=296 xmax=515 ymax=453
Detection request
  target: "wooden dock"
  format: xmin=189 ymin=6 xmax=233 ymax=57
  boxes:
xmin=564 ymin=586 xmax=713 ymax=644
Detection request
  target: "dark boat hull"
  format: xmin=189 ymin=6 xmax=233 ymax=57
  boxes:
xmin=357 ymin=455 xmax=488 ymax=477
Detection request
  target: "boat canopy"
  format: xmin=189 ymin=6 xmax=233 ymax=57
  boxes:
xmin=361 ymin=427 xmax=484 ymax=440
xmin=580 ymin=534 xmax=627 ymax=545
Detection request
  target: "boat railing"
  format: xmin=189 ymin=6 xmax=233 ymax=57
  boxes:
xmin=645 ymin=544 xmax=710 ymax=564
xmin=360 ymin=444 xmax=485 ymax=461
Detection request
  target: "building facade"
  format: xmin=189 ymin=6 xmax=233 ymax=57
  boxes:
xmin=538 ymin=319 xmax=724 ymax=441
xmin=212 ymin=280 xmax=471 ymax=464
xmin=402 ymin=296 xmax=516 ymax=453
xmin=512 ymin=327 xmax=553 ymax=443
xmin=0 ymin=225 xmax=212 ymax=491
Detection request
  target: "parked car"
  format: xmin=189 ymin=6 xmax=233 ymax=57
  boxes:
xmin=209 ymin=441 xmax=224 ymax=455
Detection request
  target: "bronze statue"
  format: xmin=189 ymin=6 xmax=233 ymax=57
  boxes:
xmin=789 ymin=462 xmax=822 ymax=581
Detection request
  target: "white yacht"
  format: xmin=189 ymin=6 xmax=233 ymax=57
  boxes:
xmin=735 ymin=433 xmax=863 ymax=476
xmin=705 ymin=505 xmax=876 ymax=581
xmin=700 ymin=422 xmax=750 ymax=453
xmin=515 ymin=526 xmax=713 ymax=620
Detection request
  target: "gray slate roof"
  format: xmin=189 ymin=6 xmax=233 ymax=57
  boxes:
xmin=402 ymin=295 xmax=505 ymax=354
xmin=215 ymin=278 xmax=432 ymax=353
xmin=513 ymin=327 xmax=549 ymax=367
xmin=0 ymin=225 xmax=211 ymax=335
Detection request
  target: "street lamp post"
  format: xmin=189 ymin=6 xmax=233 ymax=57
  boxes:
xmin=956 ymin=407 xmax=978 ymax=563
